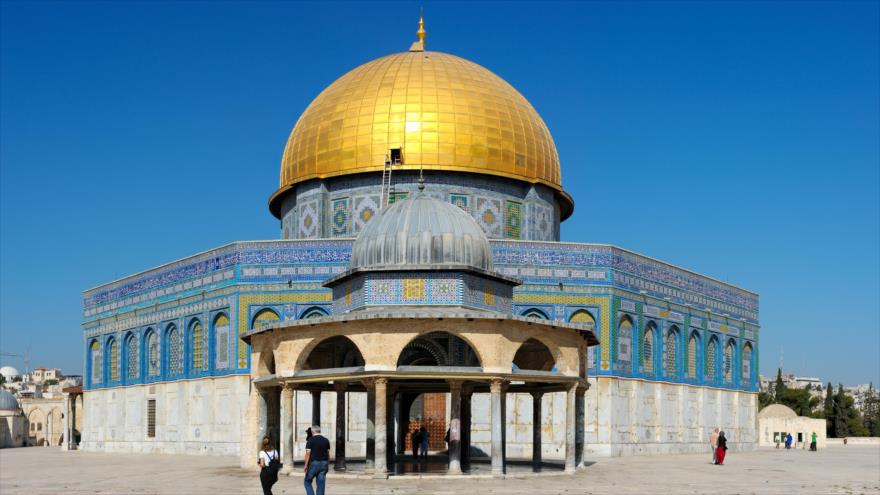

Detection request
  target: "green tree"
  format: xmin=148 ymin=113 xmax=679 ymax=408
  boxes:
xmin=774 ymin=368 xmax=786 ymax=402
xmin=824 ymin=382 xmax=835 ymax=437
xmin=863 ymin=384 xmax=880 ymax=436
xmin=758 ymin=390 xmax=774 ymax=410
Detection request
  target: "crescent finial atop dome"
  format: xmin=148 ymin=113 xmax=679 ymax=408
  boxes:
xmin=409 ymin=11 xmax=426 ymax=52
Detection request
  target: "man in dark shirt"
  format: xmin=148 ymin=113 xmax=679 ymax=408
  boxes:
xmin=303 ymin=425 xmax=330 ymax=495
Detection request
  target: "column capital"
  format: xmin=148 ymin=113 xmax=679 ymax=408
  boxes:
xmin=447 ymin=379 xmax=463 ymax=391
xmin=282 ymin=383 xmax=297 ymax=393
xmin=334 ymin=381 xmax=348 ymax=392
xmin=530 ymin=390 xmax=544 ymax=400
xmin=375 ymin=377 xmax=388 ymax=387
xmin=576 ymin=384 xmax=588 ymax=396
xmin=490 ymin=378 xmax=507 ymax=394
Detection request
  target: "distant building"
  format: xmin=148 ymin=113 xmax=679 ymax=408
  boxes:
xmin=758 ymin=404 xmax=825 ymax=449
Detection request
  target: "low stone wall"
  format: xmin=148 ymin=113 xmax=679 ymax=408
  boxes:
xmin=827 ymin=437 xmax=880 ymax=445
xmin=81 ymin=375 xmax=249 ymax=456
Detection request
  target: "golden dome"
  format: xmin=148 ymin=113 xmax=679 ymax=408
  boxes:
xmin=271 ymin=47 xmax=572 ymax=218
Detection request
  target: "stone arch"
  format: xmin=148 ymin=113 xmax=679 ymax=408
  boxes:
xmin=251 ymin=308 xmax=281 ymax=329
xmin=27 ymin=409 xmax=45 ymax=445
xmin=521 ymin=308 xmax=550 ymax=320
xmin=299 ymin=306 xmax=329 ymax=319
xmin=397 ymin=331 xmax=481 ymax=367
xmin=512 ymin=338 xmax=556 ymax=372
xmin=300 ymin=336 xmax=365 ymax=370
xmin=47 ymin=408 xmax=63 ymax=446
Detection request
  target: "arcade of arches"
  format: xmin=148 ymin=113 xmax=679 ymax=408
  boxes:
xmin=243 ymin=314 xmax=596 ymax=476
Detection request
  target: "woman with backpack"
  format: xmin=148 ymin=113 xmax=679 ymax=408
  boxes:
xmin=258 ymin=436 xmax=281 ymax=495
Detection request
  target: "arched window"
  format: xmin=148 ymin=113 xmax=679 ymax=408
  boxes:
xmin=723 ymin=340 xmax=734 ymax=384
xmin=706 ymin=337 xmax=718 ymax=383
xmin=107 ymin=338 xmax=119 ymax=382
xmin=570 ymin=310 xmax=596 ymax=371
xmin=300 ymin=307 xmax=329 ymax=319
xmin=252 ymin=308 xmax=280 ymax=329
xmin=125 ymin=333 xmax=138 ymax=382
xmin=521 ymin=308 xmax=549 ymax=320
xmin=213 ymin=314 xmax=230 ymax=370
xmin=742 ymin=343 xmax=753 ymax=386
xmin=190 ymin=320 xmax=205 ymax=372
xmin=687 ymin=332 xmax=698 ymax=379
xmin=664 ymin=327 xmax=678 ymax=378
xmin=512 ymin=339 xmax=556 ymax=372
xmin=643 ymin=324 xmax=655 ymax=374
xmin=616 ymin=315 xmax=633 ymax=373
xmin=165 ymin=325 xmax=182 ymax=376
xmin=302 ymin=336 xmax=365 ymax=370
xmin=145 ymin=329 xmax=159 ymax=377
xmin=89 ymin=340 xmax=102 ymax=385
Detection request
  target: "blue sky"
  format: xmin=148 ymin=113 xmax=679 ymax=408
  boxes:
xmin=1 ymin=1 xmax=877 ymax=385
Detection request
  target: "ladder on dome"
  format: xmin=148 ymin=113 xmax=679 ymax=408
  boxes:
xmin=380 ymin=148 xmax=401 ymax=210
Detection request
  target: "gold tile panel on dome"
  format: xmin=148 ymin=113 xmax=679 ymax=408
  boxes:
xmin=270 ymin=17 xmax=573 ymax=219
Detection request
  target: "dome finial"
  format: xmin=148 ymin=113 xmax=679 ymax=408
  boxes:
xmin=409 ymin=10 xmax=426 ymax=52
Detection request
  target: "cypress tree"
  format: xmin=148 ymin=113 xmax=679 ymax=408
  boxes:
xmin=824 ymin=382 xmax=835 ymax=437
xmin=775 ymin=368 xmax=786 ymax=402
xmin=834 ymin=384 xmax=848 ymax=438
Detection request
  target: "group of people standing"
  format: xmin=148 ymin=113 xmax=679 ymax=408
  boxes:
xmin=708 ymin=428 xmax=728 ymax=465
xmin=779 ymin=431 xmax=819 ymax=451
xmin=410 ymin=425 xmax=431 ymax=459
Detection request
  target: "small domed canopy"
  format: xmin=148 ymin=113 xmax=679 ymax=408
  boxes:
xmin=0 ymin=390 xmax=19 ymax=411
xmin=349 ymin=193 xmax=493 ymax=272
xmin=758 ymin=404 xmax=798 ymax=419
xmin=0 ymin=366 xmax=19 ymax=379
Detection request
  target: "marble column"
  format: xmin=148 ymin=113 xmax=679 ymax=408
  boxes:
xmin=447 ymin=380 xmax=463 ymax=474
xmin=257 ymin=389 xmax=269 ymax=445
xmin=364 ymin=379 xmax=376 ymax=471
xmin=461 ymin=388 xmax=472 ymax=471
xmin=490 ymin=379 xmax=506 ymax=476
xmin=334 ymin=382 xmax=347 ymax=471
xmin=576 ymin=386 xmax=586 ymax=468
xmin=310 ymin=390 xmax=321 ymax=428
xmin=280 ymin=384 xmax=295 ymax=474
xmin=565 ymin=383 xmax=577 ymax=473
xmin=70 ymin=394 xmax=78 ymax=449
xmin=61 ymin=393 xmax=70 ymax=451
xmin=373 ymin=378 xmax=388 ymax=477
xmin=531 ymin=391 xmax=543 ymax=472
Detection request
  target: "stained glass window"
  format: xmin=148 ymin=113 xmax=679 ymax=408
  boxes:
xmin=617 ymin=317 xmax=632 ymax=372
xmin=191 ymin=321 xmax=204 ymax=371
xmin=214 ymin=314 xmax=230 ymax=370
xmin=707 ymin=338 xmax=717 ymax=383
xmin=147 ymin=331 xmax=159 ymax=377
xmin=108 ymin=339 xmax=119 ymax=382
xmin=723 ymin=341 xmax=734 ymax=383
xmin=687 ymin=334 xmax=697 ymax=378
xmin=742 ymin=344 xmax=752 ymax=385
xmin=664 ymin=330 xmax=677 ymax=377
xmin=643 ymin=327 xmax=654 ymax=374
xmin=90 ymin=340 xmax=102 ymax=385
xmin=126 ymin=335 xmax=138 ymax=380
xmin=168 ymin=326 xmax=182 ymax=375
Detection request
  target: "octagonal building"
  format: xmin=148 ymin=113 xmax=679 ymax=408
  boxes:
xmin=79 ymin=18 xmax=760 ymax=474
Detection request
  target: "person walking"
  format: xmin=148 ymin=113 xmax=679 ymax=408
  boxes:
xmin=709 ymin=428 xmax=719 ymax=464
xmin=810 ymin=431 xmax=818 ymax=451
xmin=419 ymin=426 xmax=430 ymax=459
xmin=258 ymin=436 xmax=281 ymax=495
xmin=305 ymin=427 xmax=313 ymax=441
xmin=715 ymin=431 xmax=728 ymax=465
xmin=785 ymin=433 xmax=793 ymax=450
xmin=411 ymin=427 xmax=421 ymax=459
xmin=303 ymin=425 xmax=330 ymax=495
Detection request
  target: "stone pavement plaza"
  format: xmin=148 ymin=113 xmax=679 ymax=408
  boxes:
xmin=1 ymin=446 xmax=878 ymax=495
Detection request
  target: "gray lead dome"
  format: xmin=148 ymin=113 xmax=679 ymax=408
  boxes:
xmin=350 ymin=193 xmax=493 ymax=272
